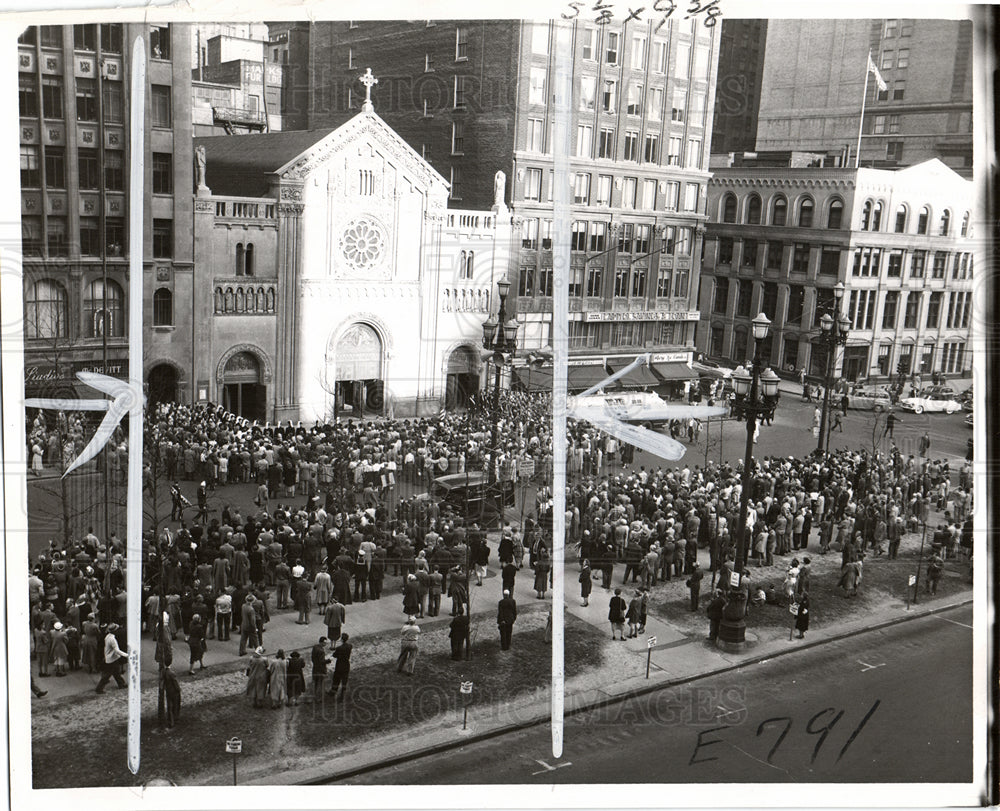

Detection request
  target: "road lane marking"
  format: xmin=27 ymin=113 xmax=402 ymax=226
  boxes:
xmin=531 ymin=759 xmax=572 ymax=776
xmin=931 ymin=614 xmax=973 ymax=629
xmin=857 ymin=660 xmax=886 ymax=672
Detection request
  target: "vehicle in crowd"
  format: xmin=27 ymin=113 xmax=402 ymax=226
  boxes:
xmin=848 ymin=387 xmax=893 ymax=412
xmin=965 ymin=412 xmax=973 ymax=428
xmin=416 ymin=471 xmax=515 ymax=521
xmin=899 ymin=393 xmax=964 ymax=414
xmin=959 ymin=386 xmax=973 ymax=411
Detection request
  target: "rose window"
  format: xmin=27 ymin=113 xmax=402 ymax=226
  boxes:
xmin=340 ymin=218 xmax=385 ymax=270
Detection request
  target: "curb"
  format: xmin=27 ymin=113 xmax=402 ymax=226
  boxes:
xmin=294 ymin=595 xmax=973 ymax=785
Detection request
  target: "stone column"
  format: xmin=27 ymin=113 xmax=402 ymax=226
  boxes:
xmin=274 ymin=192 xmax=304 ymax=422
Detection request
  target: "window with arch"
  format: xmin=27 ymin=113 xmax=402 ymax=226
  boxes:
xmin=722 ymin=193 xmax=737 ymax=223
xmin=462 ymin=250 xmax=474 ymax=279
xmin=960 ymin=211 xmax=970 ymax=237
xmin=772 ymin=195 xmax=787 ymax=226
xmin=236 ymin=243 xmax=245 ymax=276
xmin=894 ymin=204 xmax=908 ymax=233
xmin=939 ymin=210 xmax=951 ymax=236
xmin=827 ymin=199 xmax=844 ymax=229
xmin=872 ymin=201 xmax=883 ymax=231
xmin=798 ymin=198 xmax=814 ymax=228
xmin=861 ymin=200 xmax=872 ymax=230
xmin=24 ymin=279 xmax=68 ymax=339
xmin=153 ymin=287 xmax=173 ymax=326
xmin=917 ymin=206 xmax=929 ymax=235
xmin=746 ymin=194 xmax=762 ymax=224
xmin=245 ymin=243 xmax=255 ymax=276
xmin=84 ymin=278 xmax=124 ymax=338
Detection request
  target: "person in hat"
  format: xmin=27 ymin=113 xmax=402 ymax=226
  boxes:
xmin=449 ymin=606 xmax=469 ymax=661
xmin=245 ymin=647 xmax=269 ymax=709
xmin=49 ymin=621 xmax=69 ymax=676
xmin=310 ymin=637 xmax=330 ymax=702
xmin=626 ymin=591 xmax=642 ymax=638
xmin=286 ymin=651 xmax=305 ymax=706
xmin=608 ymin=588 xmax=627 ymax=641
xmin=294 ymin=567 xmax=313 ymax=624
xmin=402 ymin=573 xmax=421 ymax=617
xmin=163 ymin=664 xmax=181 ymax=728
xmin=238 ymin=594 xmax=258 ymax=656
xmin=794 ymin=591 xmax=811 ymax=639
xmin=328 ymin=634 xmax=352 ymax=701
xmin=686 ymin=562 xmax=704 ymax=612
xmin=397 ymin=617 xmax=420 ymax=676
xmin=187 ymin=614 xmax=206 ymax=675
xmin=497 ymin=589 xmax=518 ymax=651
xmin=196 ymin=481 xmax=209 ymax=524
xmin=95 ymin=623 xmax=128 ymax=693
xmin=579 ymin=559 xmax=593 ymax=606
xmin=268 ymin=649 xmax=288 ymax=709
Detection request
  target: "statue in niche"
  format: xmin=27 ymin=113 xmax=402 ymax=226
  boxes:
xmin=494 ymin=170 xmax=506 ymax=208
xmin=195 ymin=145 xmax=207 ymax=188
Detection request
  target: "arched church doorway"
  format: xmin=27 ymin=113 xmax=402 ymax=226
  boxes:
xmin=334 ymin=322 xmax=383 ymax=418
xmin=445 ymin=345 xmax=480 ymax=410
xmin=148 ymin=363 xmax=178 ymax=407
xmin=222 ymin=351 xmax=266 ymax=421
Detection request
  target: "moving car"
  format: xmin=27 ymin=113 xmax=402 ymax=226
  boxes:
xmin=849 ymin=387 xmax=892 ymax=412
xmin=899 ymin=394 xmax=963 ymax=414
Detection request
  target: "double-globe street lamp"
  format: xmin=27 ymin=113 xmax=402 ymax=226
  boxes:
xmin=718 ymin=312 xmax=781 ymax=647
xmin=815 ymin=281 xmax=851 ymax=455
xmin=481 ymin=276 xmax=519 ymax=505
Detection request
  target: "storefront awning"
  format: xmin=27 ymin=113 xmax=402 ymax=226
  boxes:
xmin=651 ymin=362 xmax=699 ymax=381
xmin=512 ymin=365 xmax=553 ymax=392
xmin=607 ymin=358 xmax=660 ymax=388
xmin=566 ymin=364 xmax=611 ymax=391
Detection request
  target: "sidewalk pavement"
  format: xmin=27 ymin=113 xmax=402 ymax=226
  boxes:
xmin=237 ymin=564 xmax=972 ymax=787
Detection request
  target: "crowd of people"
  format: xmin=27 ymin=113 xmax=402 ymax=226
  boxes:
xmin=26 ymin=387 xmax=973 ymax=707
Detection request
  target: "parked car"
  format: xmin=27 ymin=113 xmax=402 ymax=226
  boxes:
xmin=920 ymin=385 xmax=958 ymax=400
xmin=414 ymin=472 xmax=515 ymax=521
xmin=849 ymin=387 xmax=892 ymax=411
xmin=900 ymin=394 xmax=963 ymax=414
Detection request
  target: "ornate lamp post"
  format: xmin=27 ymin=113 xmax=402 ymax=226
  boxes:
xmin=481 ymin=276 xmax=518 ymax=493
xmin=815 ymin=282 xmax=851 ymax=455
xmin=718 ymin=313 xmax=780 ymax=648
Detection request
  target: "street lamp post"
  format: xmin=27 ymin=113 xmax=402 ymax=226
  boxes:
xmin=481 ymin=276 xmax=518 ymax=501
xmin=718 ymin=313 xmax=780 ymax=648
xmin=815 ymin=282 xmax=851 ymax=455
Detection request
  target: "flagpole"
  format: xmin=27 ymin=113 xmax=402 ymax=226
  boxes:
xmin=855 ymin=52 xmax=872 ymax=169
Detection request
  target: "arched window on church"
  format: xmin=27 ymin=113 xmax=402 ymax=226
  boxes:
xmin=465 ymin=250 xmax=474 ymax=279
xmin=236 ymin=243 xmax=245 ymax=276
xmin=245 ymin=243 xmax=254 ymax=276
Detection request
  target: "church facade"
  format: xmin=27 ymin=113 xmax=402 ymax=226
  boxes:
xmin=189 ymin=82 xmax=514 ymax=422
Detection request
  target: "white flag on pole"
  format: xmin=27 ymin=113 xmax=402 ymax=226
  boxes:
xmin=867 ymin=51 xmax=888 ymax=92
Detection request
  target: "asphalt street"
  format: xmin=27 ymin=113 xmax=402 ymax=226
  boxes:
xmin=341 ymin=603 xmax=973 ymax=784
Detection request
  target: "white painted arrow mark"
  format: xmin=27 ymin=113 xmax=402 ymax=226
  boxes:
xmin=532 ymin=759 xmax=573 ymax=776
xmin=25 ymin=371 xmax=144 ymax=477
xmin=857 ymin=660 xmax=886 ymax=672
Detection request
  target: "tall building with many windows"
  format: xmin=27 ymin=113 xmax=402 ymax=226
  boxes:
xmin=697 ymin=158 xmax=974 ymax=383
xmin=277 ymin=18 xmax=720 ymax=389
xmin=711 ymin=18 xmax=973 ymax=176
xmin=18 ymin=23 xmax=194 ymax=404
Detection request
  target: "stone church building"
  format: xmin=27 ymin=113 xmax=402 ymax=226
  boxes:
xmin=189 ymin=80 xmax=513 ymax=422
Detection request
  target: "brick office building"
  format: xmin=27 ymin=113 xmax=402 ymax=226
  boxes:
xmin=697 ymin=158 xmax=974 ymax=383
xmin=18 ymin=22 xmax=194 ymax=405
xmin=276 ymin=19 xmax=720 ymax=392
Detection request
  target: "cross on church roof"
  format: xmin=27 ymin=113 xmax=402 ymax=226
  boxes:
xmin=360 ymin=68 xmax=378 ymax=113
